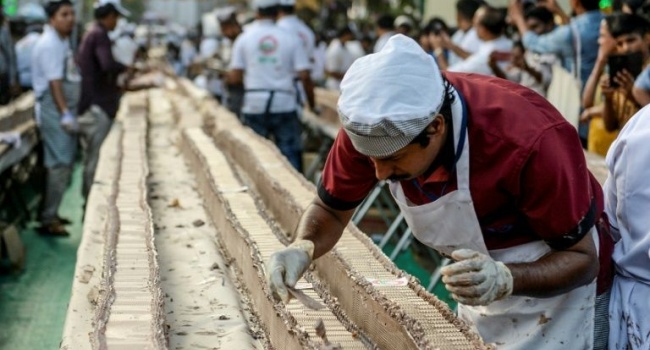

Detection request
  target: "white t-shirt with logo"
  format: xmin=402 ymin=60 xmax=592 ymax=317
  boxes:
xmin=230 ymin=19 xmax=310 ymax=114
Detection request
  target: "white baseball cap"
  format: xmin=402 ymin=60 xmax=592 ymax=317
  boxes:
xmin=253 ymin=0 xmax=279 ymax=10
xmin=95 ymin=0 xmax=130 ymax=17
xmin=338 ymin=34 xmax=446 ymax=158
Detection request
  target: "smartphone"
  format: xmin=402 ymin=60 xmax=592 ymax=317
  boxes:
xmin=608 ymin=51 xmax=645 ymax=88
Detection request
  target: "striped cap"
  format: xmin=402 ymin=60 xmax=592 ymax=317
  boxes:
xmin=338 ymin=34 xmax=445 ymax=158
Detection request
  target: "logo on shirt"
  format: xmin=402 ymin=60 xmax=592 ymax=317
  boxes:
xmin=259 ymin=35 xmax=278 ymax=55
xmin=258 ymin=35 xmax=278 ymax=64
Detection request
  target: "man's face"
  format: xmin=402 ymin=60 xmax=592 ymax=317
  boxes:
xmin=104 ymin=13 xmax=120 ymax=31
xmin=615 ymin=33 xmax=646 ymax=55
xmin=526 ymin=18 xmax=552 ymax=35
xmin=50 ymin=4 xmax=76 ymax=36
xmin=220 ymin=22 xmax=241 ymax=41
xmin=369 ymin=117 xmax=447 ymax=182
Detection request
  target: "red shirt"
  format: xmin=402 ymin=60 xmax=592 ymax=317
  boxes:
xmin=318 ymin=73 xmax=604 ymax=251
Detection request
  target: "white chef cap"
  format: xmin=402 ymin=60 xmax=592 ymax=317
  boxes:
xmin=338 ymin=34 xmax=445 ymax=158
xmin=278 ymin=0 xmax=296 ymax=5
xmin=252 ymin=0 xmax=279 ymax=10
xmin=216 ymin=6 xmax=237 ymax=22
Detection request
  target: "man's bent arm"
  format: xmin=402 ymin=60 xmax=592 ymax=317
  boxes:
xmin=508 ymin=232 xmax=598 ymax=298
xmin=298 ymin=196 xmax=355 ymax=259
xmin=49 ymin=80 xmax=69 ymax=113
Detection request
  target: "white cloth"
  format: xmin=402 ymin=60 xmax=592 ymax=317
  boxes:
xmin=448 ymin=28 xmax=482 ymax=67
xmin=112 ymin=34 xmax=138 ymax=66
xmin=15 ymin=32 xmax=40 ymax=87
xmin=325 ymin=39 xmax=355 ymax=91
xmin=389 ymin=89 xmax=597 ymax=349
xmin=31 ymin=26 xmax=69 ymax=98
xmin=199 ymin=37 xmax=219 ymax=59
xmin=373 ymin=31 xmax=395 ymax=53
xmin=604 ymin=105 xmax=650 ymax=349
xmin=229 ymin=19 xmax=310 ymax=114
xmin=448 ymin=35 xmax=513 ymax=76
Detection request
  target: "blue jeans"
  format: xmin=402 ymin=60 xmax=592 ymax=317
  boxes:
xmin=243 ymin=111 xmax=303 ymax=171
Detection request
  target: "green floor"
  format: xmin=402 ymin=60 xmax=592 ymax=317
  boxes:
xmin=0 ymin=166 xmax=83 ymax=350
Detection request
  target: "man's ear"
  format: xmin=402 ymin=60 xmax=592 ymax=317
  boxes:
xmin=426 ymin=115 xmax=446 ymax=136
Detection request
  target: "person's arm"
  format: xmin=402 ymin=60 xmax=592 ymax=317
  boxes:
xmin=488 ymin=52 xmax=508 ymax=79
xmin=508 ymin=232 xmax=597 ymax=297
xmin=298 ymin=69 xmax=316 ymax=111
xmin=49 ymin=80 xmax=69 ymax=113
xmin=227 ymin=69 xmax=243 ymax=86
xmin=582 ymin=59 xmax=607 ymax=109
xmin=442 ymin=32 xmax=471 ymax=60
xmin=297 ymin=197 xmax=355 ymax=259
xmin=226 ymin=36 xmax=245 ymax=88
xmin=583 ymin=27 xmax=616 ymax=108
xmin=601 ymin=77 xmax=620 ymax=132
xmin=510 ymin=0 xmax=571 ymax=57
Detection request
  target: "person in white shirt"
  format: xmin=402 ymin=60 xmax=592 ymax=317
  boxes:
xmin=603 ymin=105 xmax=650 ymax=350
xmin=373 ymin=14 xmax=395 ymax=53
xmin=445 ymin=0 xmax=485 ymax=67
xmin=217 ymin=7 xmax=244 ymax=116
xmin=199 ymin=33 xmax=223 ymax=100
xmin=15 ymin=24 xmax=42 ymax=90
xmin=325 ymin=26 xmax=355 ymax=91
xmin=277 ymin=0 xmax=316 ymax=113
xmin=434 ymin=5 xmax=512 ymax=76
xmin=32 ymin=0 xmax=79 ymax=236
xmin=227 ymin=0 xmax=313 ymax=171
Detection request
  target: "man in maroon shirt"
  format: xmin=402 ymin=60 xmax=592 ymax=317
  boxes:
xmin=76 ymin=0 xmax=129 ymax=199
xmin=268 ymin=35 xmax=613 ymax=349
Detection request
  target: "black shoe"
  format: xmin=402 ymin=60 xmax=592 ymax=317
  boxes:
xmin=38 ymin=220 xmax=70 ymax=237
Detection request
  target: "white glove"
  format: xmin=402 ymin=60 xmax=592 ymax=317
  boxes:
xmin=60 ymin=111 xmax=79 ymax=133
xmin=267 ymin=240 xmax=315 ymax=303
xmin=440 ymin=249 xmax=513 ymax=306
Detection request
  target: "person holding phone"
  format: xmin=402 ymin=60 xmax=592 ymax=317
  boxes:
xmin=488 ymin=40 xmax=554 ymax=97
xmin=581 ymin=13 xmax=650 ymax=155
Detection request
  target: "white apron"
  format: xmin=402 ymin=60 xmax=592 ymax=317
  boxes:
xmin=388 ymin=90 xmax=597 ymax=349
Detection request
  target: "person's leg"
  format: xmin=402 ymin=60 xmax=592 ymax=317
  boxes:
xmin=270 ymin=111 xmax=303 ymax=171
xmin=40 ymin=165 xmax=73 ymax=225
xmin=242 ymin=113 xmax=270 ymax=139
xmin=78 ymin=107 xmax=112 ymax=198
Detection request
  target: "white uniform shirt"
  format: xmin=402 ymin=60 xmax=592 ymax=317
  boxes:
xmin=373 ymin=31 xmax=395 ymax=53
xmin=31 ymin=26 xmax=69 ymax=97
xmin=277 ymin=15 xmax=315 ymax=64
xmin=16 ymin=32 xmax=40 ymax=87
xmin=230 ymin=19 xmax=310 ymax=114
xmin=325 ymin=39 xmax=355 ymax=91
xmin=448 ymin=28 xmax=482 ymax=67
xmin=605 ymin=105 xmax=650 ymax=282
xmin=448 ymin=35 xmax=513 ymax=76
